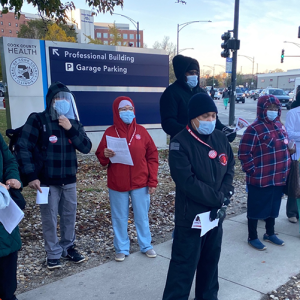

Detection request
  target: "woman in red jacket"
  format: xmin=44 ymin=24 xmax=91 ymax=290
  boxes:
xmin=96 ymin=96 xmax=158 ymax=262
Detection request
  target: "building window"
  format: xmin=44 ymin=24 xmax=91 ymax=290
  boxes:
xmin=16 ymin=23 xmax=18 ymax=27
xmin=136 ymin=34 xmax=140 ymax=39
xmin=96 ymin=32 xmax=101 ymax=38
xmin=15 ymin=15 xmax=18 ymax=19
xmin=117 ymin=41 xmax=121 ymax=46
xmin=103 ymin=40 xmax=108 ymax=45
xmin=103 ymin=33 xmax=108 ymax=38
xmin=8 ymin=22 xmax=11 ymax=26
xmin=136 ymin=42 xmax=140 ymax=47
xmin=0 ymin=13 xmax=2 ymax=17
xmin=130 ymin=34 xmax=134 ymax=39
xmin=9 ymin=30 xmax=12 ymax=33
xmin=123 ymin=33 xmax=127 ymax=39
xmin=16 ymin=30 xmax=19 ymax=34
xmin=110 ymin=34 xmax=114 ymax=38
xmin=1 ymin=29 xmax=3 ymax=33
xmin=123 ymin=42 xmax=127 ymax=46
xmin=0 ymin=21 xmax=3 ymax=25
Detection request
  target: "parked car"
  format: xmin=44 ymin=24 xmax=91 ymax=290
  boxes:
xmin=260 ymin=88 xmax=291 ymax=108
xmin=215 ymin=88 xmax=224 ymax=100
xmin=235 ymin=88 xmax=245 ymax=103
xmin=0 ymin=82 xmax=4 ymax=97
xmin=253 ymin=89 xmax=263 ymax=100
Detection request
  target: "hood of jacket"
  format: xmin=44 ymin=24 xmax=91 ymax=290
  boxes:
xmin=257 ymin=95 xmax=281 ymax=123
xmin=172 ymin=55 xmax=200 ymax=85
xmin=113 ymin=96 xmax=137 ymax=141
xmin=45 ymin=81 xmax=72 ymax=109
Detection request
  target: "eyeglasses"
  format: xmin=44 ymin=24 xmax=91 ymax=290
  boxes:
xmin=186 ymin=70 xmax=199 ymax=76
xmin=119 ymin=107 xmax=134 ymax=112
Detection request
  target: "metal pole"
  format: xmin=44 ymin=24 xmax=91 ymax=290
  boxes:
xmin=177 ymin=24 xmax=179 ymax=55
xmin=213 ymin=67 xmax=215 ymax=87
xmin=252 ymin=57 xmax=254 ymax=85
xmin=137 ymin=22 xmax=139 ymax=47
xmin=229 ymin=0 xmax=240 ymax=126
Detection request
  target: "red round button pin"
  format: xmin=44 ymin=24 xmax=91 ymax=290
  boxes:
xmin=49 ymin=135 xmax=58 ymax=143
xmin=284 ymin=139 xmax=288 ymax=144
xmin=208 ymin=150 xmax=217 ymax=159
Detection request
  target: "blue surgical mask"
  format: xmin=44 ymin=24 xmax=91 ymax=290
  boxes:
xmin=120 ymin=111 xmax=135 ymax=124
xmin=54 ymin=100 xmax=70 ymax=115
xmin=195 ymin=119 xmax=216 ymax=135
xmin=267 ymin=110 xmax=278 ymax=121
xmin=186 ymin=75 xmax=198 ymax=88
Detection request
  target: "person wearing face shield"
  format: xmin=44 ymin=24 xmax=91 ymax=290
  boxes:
xmin=16 ymin=82 xmax=92 ymax=269
xmin=162 ymin=93 xmax=235 ymax=300
xmin=95 ymin=97 xmax=158 ymax=262
xmin=159 ymin=54 xmax=236 ymax=143
xmin=238 ymin=95 xmax=291 ymax=251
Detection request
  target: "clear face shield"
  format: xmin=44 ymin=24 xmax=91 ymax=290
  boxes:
xmin=50 ymin=92 xmax=80 ymax=121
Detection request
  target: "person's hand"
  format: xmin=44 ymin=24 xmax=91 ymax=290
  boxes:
xmin=104 ymin=148 xmax=115 ymax=158
xmin=148 ymin=187 xmax=156 ymax=194
xmin=210 ymin=208 xmax=218 ymax=221
xmin=0 ymin=182 xmax=8 ymax=190
xmin=223 ymin=126 xmax=237 ymax=143
xmin=289 ymin=146 xmax=296 ymax=155
xmin=6 ymin=179 xmax=21 ymax=190
xmin=29 ymin=179 xmax=42 ymax=193
xmin=58 ymin=115 xmax=72 ymax=130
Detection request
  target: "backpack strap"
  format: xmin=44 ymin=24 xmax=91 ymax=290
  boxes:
xmin=35 ymin=111 xmax=49 ymax=152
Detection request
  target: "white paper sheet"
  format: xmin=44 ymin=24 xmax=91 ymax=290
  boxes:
xmin=192 ymin=212 xmax=219 ymax=237
xmin=36 ymin=187 xmax=49 ymax=204
xmin=106 ymin=136 xmax=134 ymax=166
xmin=0 ymin=198 xmax=24 ymax=234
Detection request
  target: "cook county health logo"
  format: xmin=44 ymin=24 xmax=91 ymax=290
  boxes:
xmin=10 ymin=57 xmax=39 ymax=86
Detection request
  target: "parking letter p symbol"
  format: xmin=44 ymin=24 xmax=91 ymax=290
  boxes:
xmin=65 ymin=63 xmax=74 ymax=72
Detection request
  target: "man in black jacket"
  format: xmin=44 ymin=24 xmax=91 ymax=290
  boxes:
xmin=162 ymin=93 xmax=235 ymax=300
xmin=160 ymin=54 xmax=236 ymax=142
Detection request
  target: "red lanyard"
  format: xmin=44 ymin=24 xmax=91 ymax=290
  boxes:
xmin=186 ymin=125 xmax=218 ymax=159
xmin=115 ymin=126 xmax=136 ymax=146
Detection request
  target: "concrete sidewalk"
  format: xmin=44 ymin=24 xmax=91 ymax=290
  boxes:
xmin=18 ymin=199 xmax=300 ymax=300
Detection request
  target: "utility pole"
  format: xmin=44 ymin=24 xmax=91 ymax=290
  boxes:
xmin=228 ymin=0 xmax=240 ymax=126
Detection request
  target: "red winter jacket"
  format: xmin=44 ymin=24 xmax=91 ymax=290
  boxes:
xmin=95 ymin=96 xmax=158 ymax=192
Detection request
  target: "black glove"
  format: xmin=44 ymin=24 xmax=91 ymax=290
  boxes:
xmin=210 ymin=208 xmax=219 ymax=221
xmin=222 ymin=126 xmax=237 ymax=143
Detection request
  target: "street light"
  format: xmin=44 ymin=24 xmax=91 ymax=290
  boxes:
xmin=178 ymin=48 xmax=194 ymax=54
xmin=238 ymin=55 xmax=255 ymax=85
xmin=113 ymin=13 xmax=140 ymax=47
xmin=177 ymin=20 xmax=212 ymax=54
xmin=284 ymin=41 xmax=300 ymax=48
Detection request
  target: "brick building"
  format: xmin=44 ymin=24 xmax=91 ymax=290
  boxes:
xmin=94 ymin=22 xmax=143 ymax=47
xmin=0 ymin=11 xmax=27 ymax=37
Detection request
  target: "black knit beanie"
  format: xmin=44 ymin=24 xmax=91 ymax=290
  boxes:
xmin=186 ymin=62 xmax=199 ymax=72
xmin=188 ymin=93 xmax=218 ymax=120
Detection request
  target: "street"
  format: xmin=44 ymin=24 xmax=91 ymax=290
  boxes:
xmin=217 ymin=96 xmax=289 ymax=126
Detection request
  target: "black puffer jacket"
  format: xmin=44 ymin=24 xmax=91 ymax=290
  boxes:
xmin=160 ymin=55 xmax=227 ymax=139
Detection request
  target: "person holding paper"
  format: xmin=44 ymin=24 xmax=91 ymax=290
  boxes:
xmin=238 ymin=95 xmax=291 ymax=251
xmin=16 ymin=82 xmax=92 ymax=269
xmin=96 ymin=96 xmax=158 ymax=262
xmin=162 ymin=93 xmax=235 ymax=300
xmin=0 ymin=133 xmax=22 ymax=300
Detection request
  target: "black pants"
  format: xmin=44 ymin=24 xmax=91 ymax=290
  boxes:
xmin=248 ymin=217 xmax=275 ymax=240
xmin=0 ymin=251 xmax=18 ymax=300
xmin=286 ymin=197 xmax=299 ymax=218
xmin=162 ymin=224 xmax=223 ymax=300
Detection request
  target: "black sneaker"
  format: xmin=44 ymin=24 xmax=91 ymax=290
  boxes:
xmin=47 ymin=258 xmax=62 ymax=270
xmin=62 ymin=245 xmax=85 ymax=263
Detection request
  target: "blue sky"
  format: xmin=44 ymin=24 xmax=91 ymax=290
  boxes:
xmin=20 ymin=0 xmax=300 ymax=76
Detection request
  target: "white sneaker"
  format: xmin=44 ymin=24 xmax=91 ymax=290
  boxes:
xmin=145 ymin=249 xmax=157 ymax=258
xmin=115 ymin=253 xmax=125 ymax=262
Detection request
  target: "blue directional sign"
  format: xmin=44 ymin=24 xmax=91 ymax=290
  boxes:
xmin=49 ymin=47 xmax=169 ymax=87
xmin=48 ymin=46 xmax=169 ymax=126
xmin=226 ymin=57 xmax=232 ymax=74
